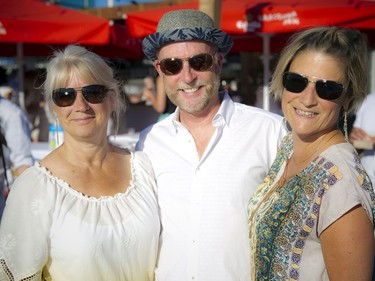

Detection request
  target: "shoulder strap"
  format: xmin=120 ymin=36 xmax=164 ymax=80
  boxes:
xmin=0 ymin=128 xmax=6 ymax=146
xmin=0 ymin=129 xmax=9 ymax=188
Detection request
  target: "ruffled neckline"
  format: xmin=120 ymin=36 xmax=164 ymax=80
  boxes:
xmin=34 ymin=152 xmax=136 ymax=202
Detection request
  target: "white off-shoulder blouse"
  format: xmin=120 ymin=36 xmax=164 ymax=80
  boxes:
xmin=0 ymin=151 xmax=160 ymax=281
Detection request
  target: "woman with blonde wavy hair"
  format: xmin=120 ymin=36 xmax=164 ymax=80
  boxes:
xmin=0 ymin=45 xmax=160 ymax=281
xmin=248 ymin=27 xmax=375 ymax=281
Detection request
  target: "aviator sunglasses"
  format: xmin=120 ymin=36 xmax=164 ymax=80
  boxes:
xmin=282 ymin=72 xmax=345 ymax=101
xmin=52 ymin=84 xmax=109 ymax=107
xmin=158 ymin=53 xmax=214 ymax=76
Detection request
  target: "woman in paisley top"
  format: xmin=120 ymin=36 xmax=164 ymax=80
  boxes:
xmin=0 ymin=45 xmax=160 ymax=280
xmin=248 ymin=27 xmax=375 ymax=281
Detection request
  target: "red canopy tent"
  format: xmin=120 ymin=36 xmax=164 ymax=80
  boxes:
xmin=0 ymin=0 xmax=143 ymax=58
xmin=0 ymin=0 xmax=111 ymax=44
xmin=125 ymin=0 xmax=375 ymax=48
xmin=125 ymin=0 xmax=375 ymax=109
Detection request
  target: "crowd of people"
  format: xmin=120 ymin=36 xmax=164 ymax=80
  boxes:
xmin=0 ymin=8 xmax=374 ymax=281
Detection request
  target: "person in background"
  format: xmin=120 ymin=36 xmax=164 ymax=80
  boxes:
xmin=0 ymin=67 xmax=14 ymax=101
xmin=248 ymin=26 xmax=375 ymax=280
xmin=24 ymin=69 xmax=50 ymax=142
xmin=0 ymin=45 xmax=159 ymax=280
xmin=0 ymin=96 xmax=34 ymax=220
xmin=349 ymin=92 xmax=375 ymax=185
xmin=0 ymin=66 xmax=34 ymax=221
xmin=142 ymin=75 xmax=176 ymax=121
xmin=0 ymin=86 xmax=13 ymax=100
xmin=136 ymin=9 xmax=287 ymax=280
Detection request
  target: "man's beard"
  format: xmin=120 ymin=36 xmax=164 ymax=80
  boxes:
xmin=165 ymin=75 xmax=220 ymax=114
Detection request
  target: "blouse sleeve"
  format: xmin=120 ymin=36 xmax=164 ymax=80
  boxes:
xmin=0 ymin=166 xmax=54 ymax=280
xmin=317 ymin=153 xmax=374 ymax=236
xmin=132 ymin=151 xmax=158 ymax=195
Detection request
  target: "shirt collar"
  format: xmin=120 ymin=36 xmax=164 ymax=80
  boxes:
xmin=214 ymin=90 xmax=235 ymax=127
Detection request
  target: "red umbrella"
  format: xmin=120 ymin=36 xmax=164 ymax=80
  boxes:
xmin=0 ymin=0 xmax=111 ymax=44
xmin=0 ymin=26 xmax=143 ymax=59
xmin=0 ymin=0 xmax=143 ymax=58
xmin=225 ymin=0 xmax=375 ymax=34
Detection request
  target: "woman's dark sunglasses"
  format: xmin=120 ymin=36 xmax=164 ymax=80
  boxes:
xmin=158 ymin=53 xmax=214 ymax=76
xmin=52 ymin=85 xmax=109 ymax=107
xmin=282 ymin=72 xmax=344 ymax=101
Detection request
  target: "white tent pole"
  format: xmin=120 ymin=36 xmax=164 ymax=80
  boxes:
xmin=16 ymin=42 xmax=25 ymax=111
xmin=261 ymin=33 xmax=272 ymax=111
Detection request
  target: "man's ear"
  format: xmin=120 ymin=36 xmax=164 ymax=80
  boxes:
xmin=217 ymin=52 xmax=224 ymax=68
xmin=154 ymin=61 xmax=163 ymax=77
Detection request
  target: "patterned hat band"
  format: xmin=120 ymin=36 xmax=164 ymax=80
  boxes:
xmin=142 ymin=10 xmax=233 ymax=61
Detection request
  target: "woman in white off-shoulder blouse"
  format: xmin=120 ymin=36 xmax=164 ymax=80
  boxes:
xmin=0 ymin=45 xmax=160 ymax=281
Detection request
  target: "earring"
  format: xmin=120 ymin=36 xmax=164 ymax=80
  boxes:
xmin=343 ymin=111 xmax=348 ymax=142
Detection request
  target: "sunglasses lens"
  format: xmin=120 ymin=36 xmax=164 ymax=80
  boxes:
xmin=315 ymin=81 xmax=344 ymax=100
xmin=52 ymin=88 xmax=76 ymax=107
xmin=189 ymin=54 xmax=213 ymax=72
xmin=283 ymin=72 xmax=308 ymax=93
xmin=160 ymin=58 xmax=183 ymax=75
xmin=82 ymin=85 xmax=108 ymax=104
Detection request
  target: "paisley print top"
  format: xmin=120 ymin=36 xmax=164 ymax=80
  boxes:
xmin=248 ymin=133 xmax=375 ymax=281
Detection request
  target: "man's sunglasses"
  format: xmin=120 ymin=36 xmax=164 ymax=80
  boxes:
xmin=282 ymin=72 xmax=345 ymax=101
xmin=158 ymin=53 xmax=214 ymax=76
xmin=52 ymin=85 xmax=109 ymax=107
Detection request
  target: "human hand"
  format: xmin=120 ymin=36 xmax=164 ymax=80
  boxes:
xmin=349 ymin=127 xmax=368 ymax=143
xmin=142 ymin=87 xmax=154 ymax=100
xmin=349 ymin=127 xmax=374 ymax=149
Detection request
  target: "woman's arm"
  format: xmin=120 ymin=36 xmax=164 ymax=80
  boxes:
xmin=321 ymin=205 xmax=374 ymax=281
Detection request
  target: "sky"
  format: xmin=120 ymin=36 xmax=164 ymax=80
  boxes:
xmin=58 ymin=0 xmax=162 ymax=9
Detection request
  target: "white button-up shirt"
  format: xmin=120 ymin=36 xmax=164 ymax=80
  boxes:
xmin=136 ymin=92 xmax=287 ymax=281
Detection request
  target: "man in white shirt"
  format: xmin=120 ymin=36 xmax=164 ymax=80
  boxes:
xmin=136 ymin=9 xmax=287 ymax=281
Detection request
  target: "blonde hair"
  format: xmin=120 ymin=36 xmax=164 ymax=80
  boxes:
xmin=42 ymin=45 xmax=125 ymax=133
xmin=269 ymin=26 xmax=369 ymax=113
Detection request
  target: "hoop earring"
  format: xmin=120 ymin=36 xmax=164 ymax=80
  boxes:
xmin=344 ymin=111 xmax=348 ymax=142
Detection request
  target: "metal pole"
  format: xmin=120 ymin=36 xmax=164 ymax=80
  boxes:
xmin=199 ymin=0 xmax=222 ymax=28
xmin=261 ymin=33 xmax=272 ymax=111
xmin=16 ymin=42 xmax=25 ymax=111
